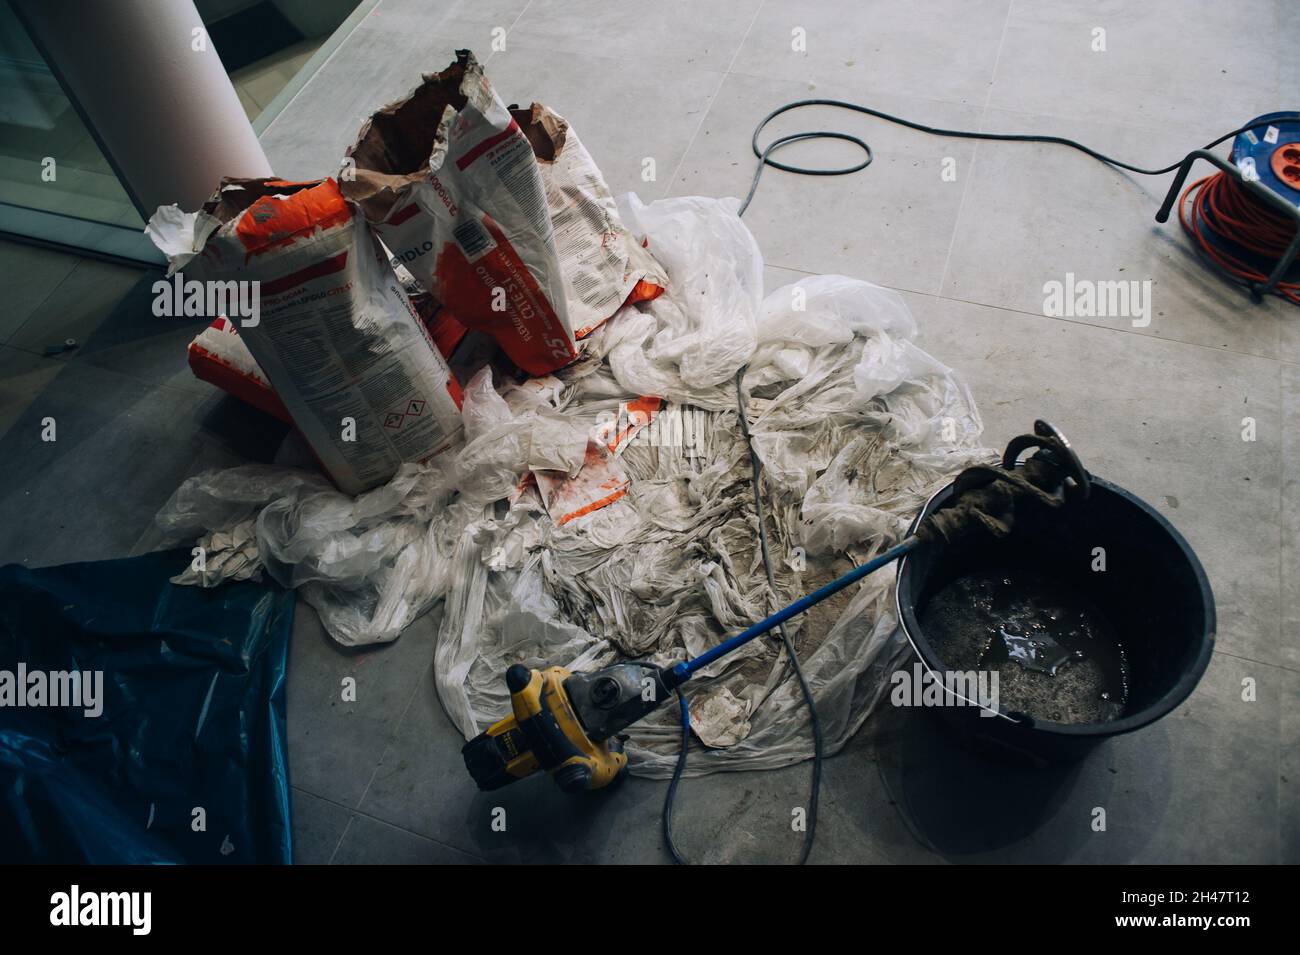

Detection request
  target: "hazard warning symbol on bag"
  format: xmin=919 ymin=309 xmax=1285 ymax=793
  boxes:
xmin=385 ymin=396 xmax=427 ymax=430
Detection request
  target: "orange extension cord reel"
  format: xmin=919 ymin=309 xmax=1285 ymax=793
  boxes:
xmin=1158 ymin=111 xmax=1300 ymax=305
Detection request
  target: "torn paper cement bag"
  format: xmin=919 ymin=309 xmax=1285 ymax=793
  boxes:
xmin=511 ymin=103 xmax=666 ymax=337
xmin=182 ymin=263 xmax=467 ymax=426
xmin=343 ymin=50 xmax=577 ymax=376
xmin=147 ymin=177 xmax=464 ymax=496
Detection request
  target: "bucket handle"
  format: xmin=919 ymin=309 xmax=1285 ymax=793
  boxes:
xmin=1001 ymin=420 xmax=1091 ymax=502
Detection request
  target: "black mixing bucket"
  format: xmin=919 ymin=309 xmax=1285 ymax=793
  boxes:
xmin=895 ymin=473 xmax=1215 ymax=764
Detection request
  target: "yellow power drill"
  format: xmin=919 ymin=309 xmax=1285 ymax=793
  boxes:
xmin=462 ymin=661 xmax=671 ymax=792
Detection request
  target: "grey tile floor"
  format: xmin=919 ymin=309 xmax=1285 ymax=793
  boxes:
xmin=229 ymin=38 xmax=326 ymax=122
xmin=1 ymin=0 xmax=1296 ymax=863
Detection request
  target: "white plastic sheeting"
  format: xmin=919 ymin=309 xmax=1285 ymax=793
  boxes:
xmin=157 ymin=193 xmax=994 ymax=776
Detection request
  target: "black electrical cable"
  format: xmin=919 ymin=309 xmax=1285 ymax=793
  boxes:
xmin=665 ymin=99 xmax=1272 ymax=865
xmin=737 ymin=99 xmax=1273 ymax=217
xmin=732 ymin=366 xmax=823 ymax=866
xmin=662 ymin=368 xmax=822 ymax=865
xmin=661 ymin=686 xmax=691 ymax=864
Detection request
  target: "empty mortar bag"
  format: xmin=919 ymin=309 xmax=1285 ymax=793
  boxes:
xmin=511 ymin=102 xmax=666 ymax=337
xmin=342 ymin=50 xmax=578 ymax=376
xmin=183 ymin=263 xmax=467 ymax=427
xmin=147 ymin=177 xmax=464 ymax=496
xmin=0 ymin=550 xmax=294 ymax=864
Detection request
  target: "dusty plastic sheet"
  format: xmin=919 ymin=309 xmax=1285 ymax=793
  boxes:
xmin=156 ymin=462 xmax=468 ymax=647
xmin=157 ymin=193 xmax=995 ymax=777
xmin=0 ymin=550 xmax=294 ymax=863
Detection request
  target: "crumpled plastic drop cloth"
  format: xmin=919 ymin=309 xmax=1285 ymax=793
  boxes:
xmin=156 ymin=193 xmax=995 ymax=777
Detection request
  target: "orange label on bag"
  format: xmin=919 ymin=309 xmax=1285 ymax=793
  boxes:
xmin=433 ymin=214 xmax=578 ymax=375
xmin=234 ymin=179 xmax=352 ymax=257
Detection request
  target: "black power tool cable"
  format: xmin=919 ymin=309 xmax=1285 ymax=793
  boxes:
xmin=663 ymin=99 xmax=1270 ymax=865
xmin=736 ymin=99 xmax=1271 ymax=217
xmin=662 ymin=370 xmax=822 ymax=865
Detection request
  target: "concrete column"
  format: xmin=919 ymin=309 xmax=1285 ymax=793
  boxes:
xmin=12 ymin=0 xmax=273 ymax=216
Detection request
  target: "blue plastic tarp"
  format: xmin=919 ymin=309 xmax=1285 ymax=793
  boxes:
xmin=0 ymin=550 xmax=294 ymax=863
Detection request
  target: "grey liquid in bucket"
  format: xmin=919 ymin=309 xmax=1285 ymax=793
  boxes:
xmin=920 ymin=568 xmax=1130 ymax=725
xmin=897 ymin=473 xmax=1215 ymax=763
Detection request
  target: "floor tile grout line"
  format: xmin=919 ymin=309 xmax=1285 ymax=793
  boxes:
xmin=325 ymin=814 xmax=352 ymax=865
xmin=0 ymin=337 xmax=220 ymax=397
xmin=487 ymin=0 xmax=534 ymax=66
xmin=661 ymin=0 xmax=765 ymax=199
xmin=345 ymin=808 xmax=485 ymax=862
xmin=721 ymin=0 xmax=765 ymax=77
xmin=985 ymin=0 xmax=1014 ymax=113
xmin=1212 ymin=648 xmax=1299 ymax=677
xmin=762 ymin=264 xmax=1298 ymax=367
xmin=721 ymin=61 xmax=987 ymax=119
xmin=0 ymin=341 xmax=216 ymax=467
xmin=936 ymin=296 xmax=1296 ymax=365
xmin=929 ymin=136 xmax=976 ymax=299
xmin=260 ymin=0 xmax=379 ymax=139
xmin=4 ymin=257 xmax=100 ymax=350
xmin=935 ymin=0 xmax=1013 ymax=296
xmin=348 ymin=659 xmax=430 ymax=813
xmin=1 ymin=254 xmax=88 ymax=348
xmin=292 ymin=784 xmax=360 ymax=813
xmin=658 ymin=69 xmax=731 ymax=202
xmin=297 ymin=784 xmax=487 ymax=863
xmin=1 ymin=361 xmax=205 ymax=404
xmin=263 ymin=0 xmax=536 ymax=141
